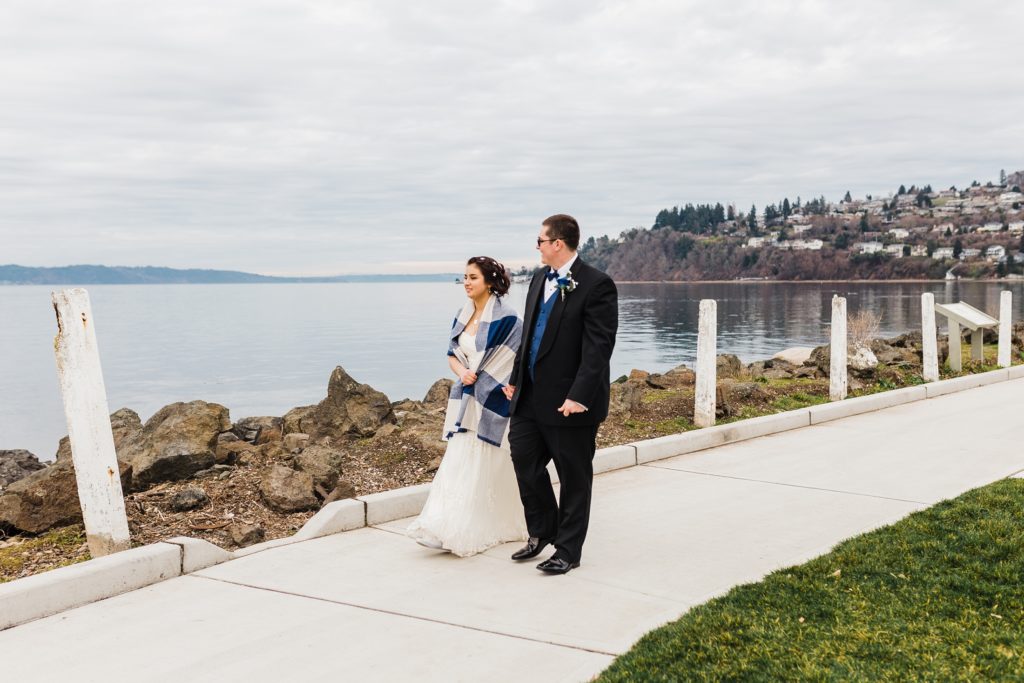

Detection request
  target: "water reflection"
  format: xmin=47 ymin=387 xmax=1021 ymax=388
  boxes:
xmin=612 ymin=281 xmax=1024 ymax=375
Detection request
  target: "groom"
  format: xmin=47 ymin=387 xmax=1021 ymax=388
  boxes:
xmin=503 ymin=214 xmax=618 ymax=574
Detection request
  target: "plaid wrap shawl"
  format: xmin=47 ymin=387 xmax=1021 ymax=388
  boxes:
xmin=443 ymin=294 xmax=522 ymax=447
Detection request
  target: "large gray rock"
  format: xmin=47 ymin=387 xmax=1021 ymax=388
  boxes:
xmin=646 ymin=364 xmax=695 ymax=390
xmin=749 ymin=359 xmax=797 ymax=380
xmin=609 ymin=379 xmax=645 ymax=417
xmin=258 ymin=465 xmax=318 ymax=513
xmin=0 ymin=450 xmax=45 ymax=490
xmin=716 ymin=354 xmax=744 ymax=379
xmin=294 ymin=444 xmax=345 ymax=491
xmin=848 ymin=345 xmax=879 ymax=378
xmin=422 ymin=378 xmax=454 ymax=406
xmin=2 ymin=408 xmax=141 ymax=533
xmin=282 ymin=405 xmax=316 ymax=436
xmin=296 ymin=367 xmax=396 ymax=439
xmin=773 ymin=347 xmax=815 ymax=365
xmin=122 ymin=401 xmax=230 ymax=491
xmin=716 ymin=380 xmax=770 ymax=418
xmin=55 ymin=407 xmax=143 ymax=465
xmin=0 ymin=459 xmax=132 ymax=534
xmin=232 ymin=416 xmax=284 ymax=445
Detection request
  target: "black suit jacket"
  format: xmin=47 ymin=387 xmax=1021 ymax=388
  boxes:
xmin=510 ymin=258 xmax=618 ymax=426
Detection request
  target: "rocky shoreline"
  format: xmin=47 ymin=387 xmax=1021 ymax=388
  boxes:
xmin=2 ymin=323 xmax=1022 ymax=582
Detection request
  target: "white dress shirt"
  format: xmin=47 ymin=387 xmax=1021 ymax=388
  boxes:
xmin=544 ymin=253 xmax=578 ymax=301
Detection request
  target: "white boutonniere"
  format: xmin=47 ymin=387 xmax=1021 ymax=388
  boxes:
xmin=556 ymin=274 xmax=578 ymax=301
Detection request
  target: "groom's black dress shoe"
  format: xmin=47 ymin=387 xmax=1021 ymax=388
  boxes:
xmin=511 ymin=537 xmax=553 ymax=561
xmin=536 ymin=557 xmax=579 ymax=574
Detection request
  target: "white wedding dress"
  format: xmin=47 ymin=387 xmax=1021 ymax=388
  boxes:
xmin=407 ymin=331 xmax=528 ymax=556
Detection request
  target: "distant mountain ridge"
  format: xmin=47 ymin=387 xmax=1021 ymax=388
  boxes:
xmin=0 ymin=265 xmax=459 ymax=285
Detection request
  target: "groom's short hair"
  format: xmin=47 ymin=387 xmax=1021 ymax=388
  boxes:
xmin=542 ymin=214 xmax=580 ymax=250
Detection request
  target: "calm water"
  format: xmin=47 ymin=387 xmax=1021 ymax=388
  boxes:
xmin=2 ymin=280 xmax=1022 ymax=460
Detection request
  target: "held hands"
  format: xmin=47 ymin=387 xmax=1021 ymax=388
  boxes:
xmin=460 ymin=370 xmax=478 ymax=385
xmin=496 ymin=386 xmax=586 ymax=416
xmin=557 ymin=399 xmax=587 ymax=417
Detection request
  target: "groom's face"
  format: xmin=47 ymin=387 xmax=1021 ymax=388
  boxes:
xmin=537 ymin=225 xmax=559 ymax=267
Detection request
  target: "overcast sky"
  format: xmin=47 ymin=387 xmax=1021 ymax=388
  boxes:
xmin=1 ymin=1 xmax=1022 ymax=275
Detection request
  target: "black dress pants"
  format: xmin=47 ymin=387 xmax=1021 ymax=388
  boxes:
xmin=509 ymin=383 xmax=598 ymax=564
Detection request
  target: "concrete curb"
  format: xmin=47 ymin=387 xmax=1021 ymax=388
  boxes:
xmin=359 ymin=483 xmax=432 ymax=526
xmin=634 ymin=410 xmax=811 ymax=464
xmin=162 ymin=536 xmax=233 ymax=574
xmin=629 ymin=367 xmax=1019 ymax=465
xmin=295 ymin=499 xmax=367 ymax=540
xmin=925 ymin=368 xmax=1009 ymax=398
xmin=808 ymin=385 xmax=927 ymax=424
xmin=0 ymin=543 xmax=180 ymax=631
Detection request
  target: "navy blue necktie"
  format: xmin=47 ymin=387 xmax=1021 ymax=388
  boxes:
xmin=545 ymin=269 xmax=558 ymax=281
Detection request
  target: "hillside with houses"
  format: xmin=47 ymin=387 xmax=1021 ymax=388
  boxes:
xmin=580 ymin=169 xmax=1024 ymax=281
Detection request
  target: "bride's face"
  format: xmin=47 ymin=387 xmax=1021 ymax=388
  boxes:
xmin=464 ymin=263 xmax=488 ymax=301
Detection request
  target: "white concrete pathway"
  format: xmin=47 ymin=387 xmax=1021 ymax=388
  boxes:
xmin=3 ymin=378 xmax=1024 ymax=682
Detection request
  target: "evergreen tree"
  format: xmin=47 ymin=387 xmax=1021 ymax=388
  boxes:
xmin=748 ymin=205 xmax=758 ymax=233
xmin=727 ymin=204 xmax=736 ymax=221
xmin=1000 ymin=169 xmax=1007 ymax=185
xmin=953 ymin=238 xmax=963 ymax=258
xmin=898 ymin=184 xmax=907 ymax=195
xmin=782 ymin=198 xmax=792 ymax=217
xmin=843 ymin=190 xmax=852 ymax=203
xmin=859 ymin=213 xmax=870 ymax=232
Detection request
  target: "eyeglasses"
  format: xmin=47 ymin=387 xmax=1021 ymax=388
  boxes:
xmin=536 ymin=237 xmax=557 ymax=246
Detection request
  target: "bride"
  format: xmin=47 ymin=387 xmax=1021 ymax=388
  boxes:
xmin=407 ymin=256 xmax=528 ymax=556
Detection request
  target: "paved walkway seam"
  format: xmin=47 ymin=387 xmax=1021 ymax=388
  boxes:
xmin=188 ymin=573 xmax=622 ymax=656
xmin=640 ymin=463 xmax=930 ymax=505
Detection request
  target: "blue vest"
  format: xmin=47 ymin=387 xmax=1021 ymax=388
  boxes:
xmin=528 ymin=289 xmax=558 ymax=381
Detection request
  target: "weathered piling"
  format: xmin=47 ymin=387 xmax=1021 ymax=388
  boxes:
xmin=694 ymin=299 xmax=717 ymax=428
xmin=52 ymin=288 xmax=130 ymax=557
xmin=829 ymin=295 xmax=847 ymax=401
xmin=921 ymin=292 xmax=939 ymax=382
xmin=998 ymin=290 xmax=1012 ymax=368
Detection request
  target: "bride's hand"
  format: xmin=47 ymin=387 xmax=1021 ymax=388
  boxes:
xmin=460 ymin=370 xmax=478 ymax=385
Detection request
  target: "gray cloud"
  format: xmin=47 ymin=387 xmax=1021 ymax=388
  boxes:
xmin=1 ymin=0 xmax=1021 ymax=274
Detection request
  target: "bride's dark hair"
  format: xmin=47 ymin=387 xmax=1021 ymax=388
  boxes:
xmin=467 ymin=256 xmax=511 ymax=297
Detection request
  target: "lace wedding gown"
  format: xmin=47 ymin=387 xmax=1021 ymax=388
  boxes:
xmin=407 ymin=330 xmax=528 ymax=556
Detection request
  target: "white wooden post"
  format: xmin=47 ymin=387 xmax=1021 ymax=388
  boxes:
xmin=829 ymin=295 xmax=847 ymax=401
xmin=948 ymin=319 xmax=962 ymax=372
xmin=694 ymin=299 xmax=717 ymax=428
xmin=970 ymin=329 xmax=984 ymax=362
xmin=921 ymin=293 xmax=939 ymax=382
xmin=997 ymin=290 xmax=1012 ymax=368
xmin=52 ymin=289 xmax=130 ymax=557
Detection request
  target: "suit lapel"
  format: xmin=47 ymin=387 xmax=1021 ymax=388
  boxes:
xmin=520 ymin=270 xmax=545 ymax=363
xmin=536 ymin=258 xmax=585 ymax=362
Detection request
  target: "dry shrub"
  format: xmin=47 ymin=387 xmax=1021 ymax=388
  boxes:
xmin=848 ymin=309 xmax=881 ymax=349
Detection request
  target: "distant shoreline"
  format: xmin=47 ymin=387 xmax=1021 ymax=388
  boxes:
xmin=0 ymin=264 xmax=460 ymax=286
xmin=615 ymin=278 xmax=1024 ymax=285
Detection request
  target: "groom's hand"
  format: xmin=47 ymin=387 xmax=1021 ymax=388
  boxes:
xmin=502 ymin=384 xmax=515 ymax=400
xmin=557 ymin=399 xmax=587 ymax=417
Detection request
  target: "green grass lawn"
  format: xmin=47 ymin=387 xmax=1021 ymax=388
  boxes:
xmin=599 ymin=479 xmax=1024 ymax=682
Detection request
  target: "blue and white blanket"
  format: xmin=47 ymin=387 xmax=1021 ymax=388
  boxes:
xmin=443 ymin=294 xmax=522 ymax=447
